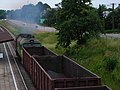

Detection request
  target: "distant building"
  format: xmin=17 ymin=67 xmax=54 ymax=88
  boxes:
xmin=103 ymin=11 xmax=111 ymax=18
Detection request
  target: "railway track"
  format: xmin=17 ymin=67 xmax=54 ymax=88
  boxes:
xmin=3 ymin=42 xmax=27 ymax=90
xmin=7 ymin=42 xmax=36 ymax=90
xmin=0 ymin=26 xmax=35 ymax=90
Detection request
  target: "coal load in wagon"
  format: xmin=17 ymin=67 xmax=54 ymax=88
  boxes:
xmin=35 ymin=55 xmax=99 ymax=78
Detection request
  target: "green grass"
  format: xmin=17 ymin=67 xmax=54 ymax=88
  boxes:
xmin=1 ymin=20 xmax=119 ymax=90
xmin=33 ymin=31 xmax=66 ymax=54
xmin=65 ymin=38 xmax=120 ymax=90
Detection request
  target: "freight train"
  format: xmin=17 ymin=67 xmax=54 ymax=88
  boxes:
xmin=16 ymin=33 xmax=111 ymax=90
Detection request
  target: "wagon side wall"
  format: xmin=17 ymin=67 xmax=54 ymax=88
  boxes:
xmin=62 ymin=56 xmax=99 ymax=77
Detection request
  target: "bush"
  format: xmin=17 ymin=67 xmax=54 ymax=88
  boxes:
xmin=103 ymin=56 xmax=118 ymax=72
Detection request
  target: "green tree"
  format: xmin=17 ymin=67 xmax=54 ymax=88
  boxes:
xmin=56 ymin=0 xmax=104 ymax=47
xmin=0 ymin=10 xmax=6 ymax=19
xmin=43 ymin=8 xmax=56 ymax=26
xmin=105 ymin=6 xmax=120 ymax=30
xmin=6 ymin=2 xmax=51 ymax=23
xmin=98 ymin=4 xmax=107 ymax=20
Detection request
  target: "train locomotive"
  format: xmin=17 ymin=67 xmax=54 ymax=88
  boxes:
xmin=16 ymin=34 xmax=42 ymax=63
xmin=15 ymin=33 xmax=110 ymax=90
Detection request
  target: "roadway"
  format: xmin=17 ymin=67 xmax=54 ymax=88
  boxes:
xmin=101 ymin=34 xmax=120 ymax=38
xmin=6 ymin=20 xmax=120 ymax=39
xmin=7 ymin=20 xmax=56 ymax=33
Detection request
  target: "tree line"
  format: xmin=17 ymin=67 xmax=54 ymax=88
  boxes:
xmin=0 ymin=10 xmax=6 ymax=19
xmin=43 ymin=1 xmax=120 ymax=47
xmin=7 ymin=2 xmax=50 ymax=23
xmin=44 ymin=0 xmax=104 ymax=47
xmin=98 ymin=4 xmax=120 ymax=30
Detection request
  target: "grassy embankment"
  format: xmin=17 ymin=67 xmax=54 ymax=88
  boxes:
xmin=1 ymin=20 xmax=120 ymax=90
xmin=0 ymin=20 xmax=21 ymax=35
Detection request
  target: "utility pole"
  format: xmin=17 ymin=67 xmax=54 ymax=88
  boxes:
xmin=111 ymin=3 xmax=116 ymax=30
xmin=55 ymin=3 xmax=61 ymax=25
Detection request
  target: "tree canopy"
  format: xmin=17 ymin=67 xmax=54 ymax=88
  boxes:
xmin=0 ymin=10 xmax=6 ymax=19
xmin=105 ymin=6 xmax=120 ymax=30
xmin=43 ymin=8 xmax=56 ymax=26
xmin=56 ymin=0 xmax=104 ymax=48
xmin=98 ymin=4 xmax=107 ymax=20
xmin=7 ymin=2 xmax=50 ymax=23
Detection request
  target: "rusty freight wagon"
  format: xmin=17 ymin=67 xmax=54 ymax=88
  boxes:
xmin=23 ymin=46 xmax=103 ymax=90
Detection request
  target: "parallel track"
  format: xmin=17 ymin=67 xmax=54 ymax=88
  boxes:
xmin=4 ymin=43 xmax=28 ymax=90
xmin=0 ymin=26 xmax=30 ymax=90
xmin=8 ymin=42 xmax=29 ymax=90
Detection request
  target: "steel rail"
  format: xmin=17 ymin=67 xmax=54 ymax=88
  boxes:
xmin=7 ymin=42 xmax=28 ymax=90
xmin=3 ymin=43 xmax=18 ymax=90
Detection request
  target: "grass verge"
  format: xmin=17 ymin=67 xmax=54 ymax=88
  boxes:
xmin=0 ymin=20 xmax=21 ymax=35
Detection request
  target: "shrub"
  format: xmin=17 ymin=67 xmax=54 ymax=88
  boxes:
xmin=103 ymin=56 xmax=118 ymax=72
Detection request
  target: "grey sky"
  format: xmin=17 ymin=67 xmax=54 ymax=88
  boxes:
xmin=0 ymin=0 xmax=119 ymax=10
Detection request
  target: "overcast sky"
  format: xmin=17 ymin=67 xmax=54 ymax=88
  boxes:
xmin=0 ymin=0 xmax=119 ymax=10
